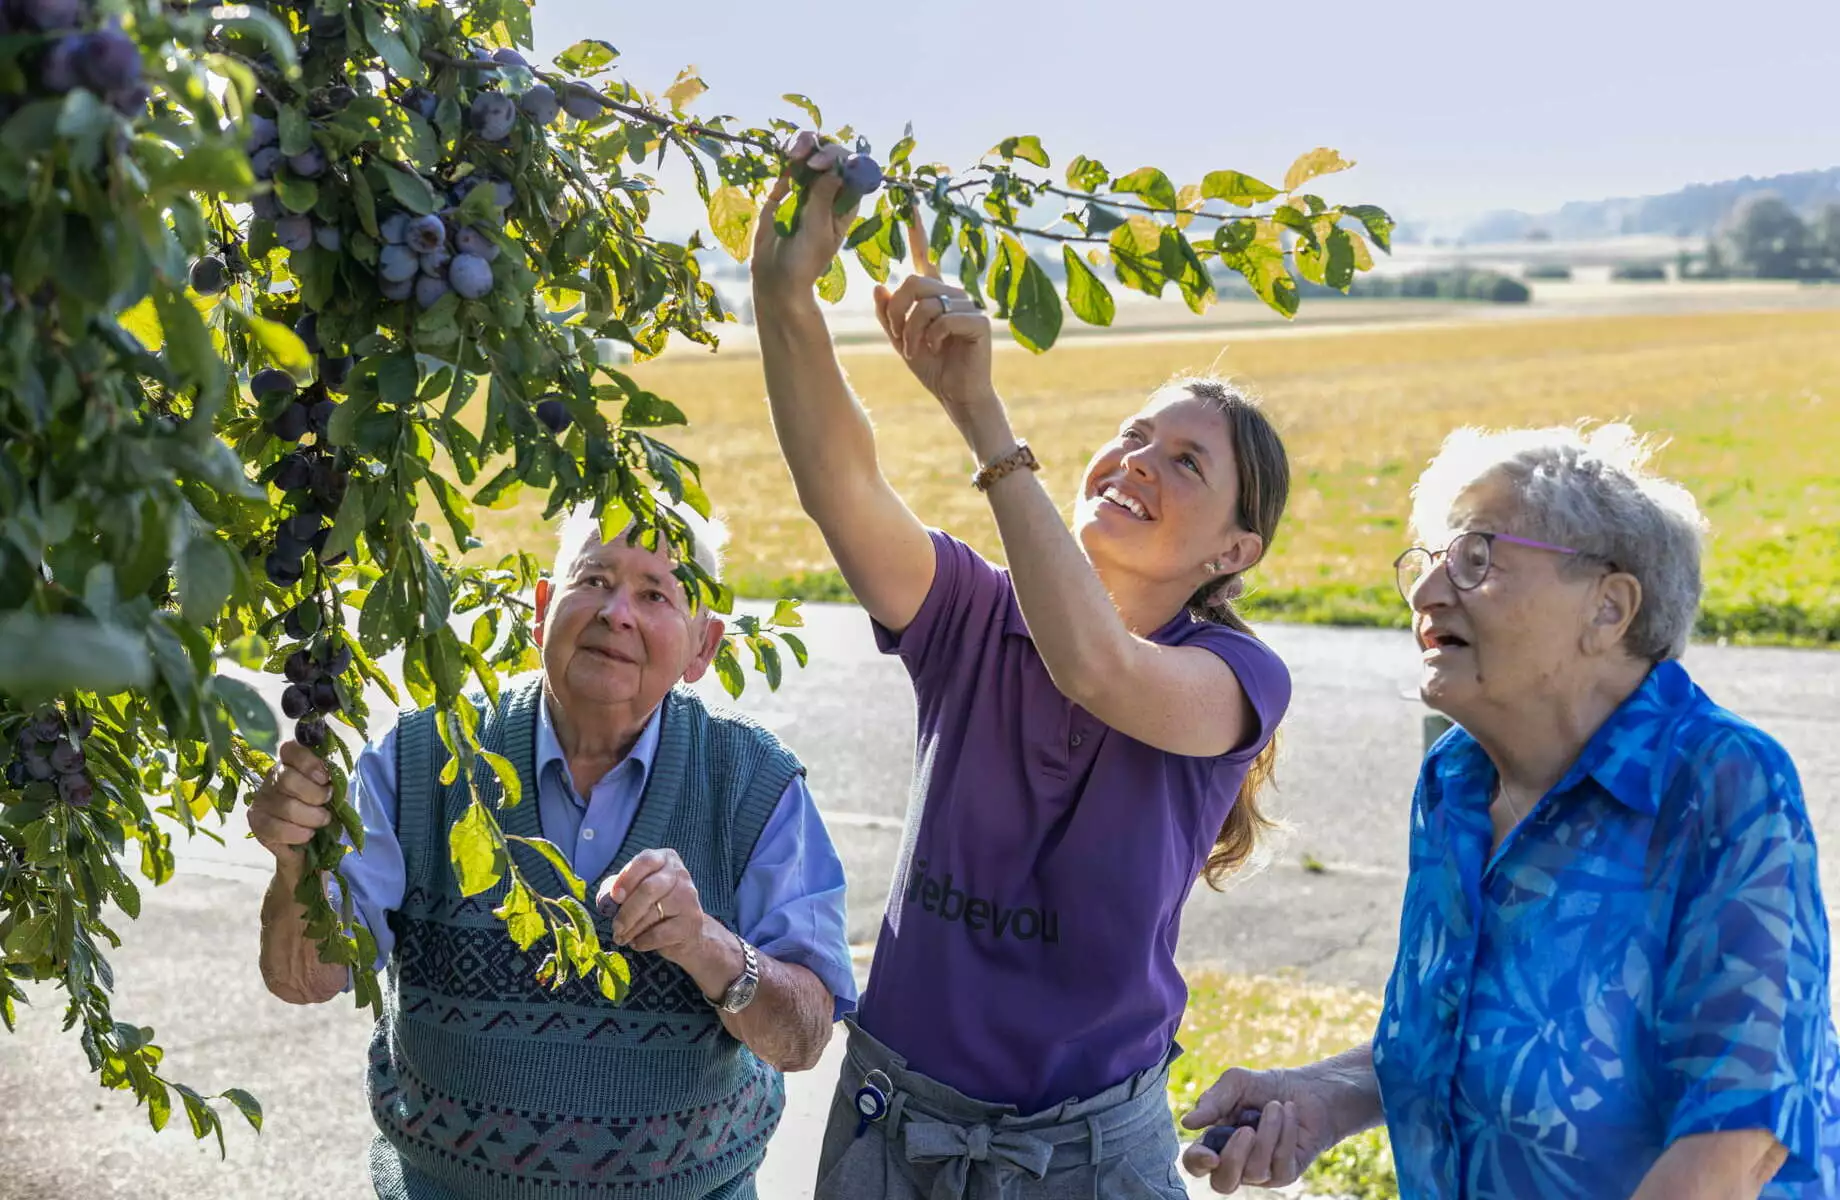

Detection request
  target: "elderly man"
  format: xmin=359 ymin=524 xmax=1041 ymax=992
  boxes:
xmin=249 ymin=503 xmax=855 ymax=1199
xmin=1181 ymin=423 xmax=1839 ymax=1199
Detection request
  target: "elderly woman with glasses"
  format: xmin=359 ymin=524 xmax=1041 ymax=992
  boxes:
xmin=1180 ymin=423 xmax=1839 ymax=1199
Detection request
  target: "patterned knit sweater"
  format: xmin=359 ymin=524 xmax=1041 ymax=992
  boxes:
xmin=366 ymin=676 xmax=799 ymax=1199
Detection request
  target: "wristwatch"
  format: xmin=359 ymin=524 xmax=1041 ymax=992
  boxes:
xmin=710 ymin=933 xmax=760 ymax=1014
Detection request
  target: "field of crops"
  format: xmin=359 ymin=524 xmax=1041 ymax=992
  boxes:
xmin=471 ymin=307 xmax=1840 ymax=644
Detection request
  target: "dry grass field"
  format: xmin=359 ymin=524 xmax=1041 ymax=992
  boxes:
xmin=470 ymin=307 xmax=1840 ymax=643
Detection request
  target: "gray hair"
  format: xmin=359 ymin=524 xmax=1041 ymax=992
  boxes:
xmin=552 ymin=496 xmax=728 ymax=586
xmin=1409 ymin=422 xmax=1708 ymax=662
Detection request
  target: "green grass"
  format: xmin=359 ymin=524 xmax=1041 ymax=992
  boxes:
xmin=471 ymin=308 xmax=1840 ymax=644
xmin=1169 ymin=970 xmax=1397 ymax=1198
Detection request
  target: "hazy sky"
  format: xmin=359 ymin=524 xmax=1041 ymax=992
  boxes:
xmin=529 ymin=0 xmax=1838 ymax=235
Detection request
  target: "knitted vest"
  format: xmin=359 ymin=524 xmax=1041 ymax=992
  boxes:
xmin=366 ymin=676 xmax=798 ymax=1200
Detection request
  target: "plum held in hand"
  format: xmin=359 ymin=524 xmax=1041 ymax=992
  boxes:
xmin=295 ymin=717 xmax=329 ymax=751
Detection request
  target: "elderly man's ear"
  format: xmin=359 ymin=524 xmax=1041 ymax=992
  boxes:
xmin=680 ymin=616 xmax=727 ymax=684
xmin=1586 ymin=572 xmax=1642 ymax=656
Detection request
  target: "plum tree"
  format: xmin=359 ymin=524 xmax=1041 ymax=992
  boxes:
xmin=0 ymin=0 xmax=1392 ymax=1151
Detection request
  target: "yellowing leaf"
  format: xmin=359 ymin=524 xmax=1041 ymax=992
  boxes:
xmin=663 ymin=67 xmax=706 ymax=113
xmin=449 ymin=800 xmax=504 ymax=895
xmin=706 ymin=186 xmax=757 ymax=263
xmin=1284 ymin=148 xmax=1354 ymax=193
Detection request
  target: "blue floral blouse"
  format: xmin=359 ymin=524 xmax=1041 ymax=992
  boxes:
xmin=1373 ymin=659 xmax=1840 ymax=1198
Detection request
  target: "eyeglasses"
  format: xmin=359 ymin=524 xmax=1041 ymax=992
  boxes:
xmin=1392 ymin=531 xmax=1592 ymax=603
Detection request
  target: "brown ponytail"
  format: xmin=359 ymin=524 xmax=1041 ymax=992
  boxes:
xmin=1174 ymin=377 xmax=1291 ymax=888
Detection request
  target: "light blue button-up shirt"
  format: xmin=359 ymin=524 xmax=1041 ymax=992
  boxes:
xmin=332 ymin=695 xmax=858 ymax=1018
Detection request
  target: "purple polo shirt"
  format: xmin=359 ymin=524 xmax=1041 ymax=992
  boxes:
xmin=856 ymin=531 xmax=1291 ymax=1113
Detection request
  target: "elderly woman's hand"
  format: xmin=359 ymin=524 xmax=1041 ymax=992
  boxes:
xmin=1180 ymin=1061 xmax=1366 ymax=1193
xmin=750 ymin=133 xmax=864 ymax=303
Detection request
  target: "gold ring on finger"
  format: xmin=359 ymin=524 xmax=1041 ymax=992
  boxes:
xmin=656 ymin=901 xmax=667 ymax=922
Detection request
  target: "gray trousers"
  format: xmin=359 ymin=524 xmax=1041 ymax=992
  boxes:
xmin=812 ymin=1020 xmax=1187 ymax=1200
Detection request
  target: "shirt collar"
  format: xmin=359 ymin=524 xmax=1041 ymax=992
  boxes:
xmin=1431 ymin=659 xmax=1695 ymax=816
xmin=536 ymin=692 xmax=666 ymax=797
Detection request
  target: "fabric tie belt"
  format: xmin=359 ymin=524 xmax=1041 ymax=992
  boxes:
xmin=903 ymin=1119 xmax=1056 ymax=1197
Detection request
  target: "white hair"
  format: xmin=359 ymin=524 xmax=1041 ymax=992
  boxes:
xmin=1409 ymin=422 xmax=1708 ymax=663
xmin=551 ymin=495 xmax=729 ymax=586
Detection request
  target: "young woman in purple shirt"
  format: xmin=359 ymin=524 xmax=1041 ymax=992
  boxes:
xmin=751 ymin=137 xmax=1296 ymax=1199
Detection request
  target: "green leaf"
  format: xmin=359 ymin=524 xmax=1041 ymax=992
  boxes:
xmin=1062 ymin=245 xmax=1115 ymax=327
xmin=4 ymin=912 xmax=54 ymax=963
xmin=0 ymin=614 xmax=151 ymax=701
xmin=556 ymin=39 xmax=619 ymax=76
xmin=1283 ymin=147 xmax=1354 ymax=193
xmin=596 ymin=952 xmax=631 ymax=1003
xmin=1271 ymin=204 xmax=1319 ymax=250
xmin=781 ymin=94 xmax=823 ymax=128
xmin=706 ymin=186 xmax=756 ymax=263
xmin=779 ymin=631 xmax=808 ymax=668
xmin=1065 ymin=155 xmax=1108 ymax=193
xmin=212 ymin=9 xmax=300 ymax=75
xmin=237 ymin=312 xmax=312 ymax=374
xmin=359 ymin=7 xmax=423 ymax=81
xmin=1108 ymin=216 xmax=1168 ymax=298
xmin=713 ymin=641 xmax=745 ymax=699
xmin=1343 ymin=204 xmax=1395 ymax=253
xmin=146 ymin=1081 xmax=171 ymax=1132
xmin=1200 ymin=170 xmax=1280 ymax=207
xmin=1324 ymin=227 xmax=1359 ymax=290
xmin=221 ymin=1088 xmax=262 ymax=1133
xmin=379 ymin=165 xmax=437 ymax=215
xmin=1008 ymin=252 xmax=1063 ymax=353
xmin=816 ymin=256 xmax=846 ymax=303
xmin=150 ymin=281 xmax=222 ymax=398
xmin=210 ymin=677 xmax=279 ymax=756
xmin=177 ymin=536 xmax=235 ymax=625
xmin=274 ymin=175 xmax=318 ymax=214
xmin=479 ymin=749 xmax=523 ymax=808
xmin=507 ymin=836 xmax=586 ymax=900
xmin=1109 ymin=167 xmax=1178 ymax=211
xmin=769 ymin=598 xmax=803 ymax=628
xmin=992 ymin=135 xmax=1049 ymax=168
xmin=449 ymin=800 xmax=505 ymax=895
xmin=277 ymin=106 xmax=312 ymax=157
xmin=492 ymin=878 xmax=547 ymax=949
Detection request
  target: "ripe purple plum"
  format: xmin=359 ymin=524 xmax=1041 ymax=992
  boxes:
xmin=189 ymin=256 xmax=229 ymax=296
xmin=448 ymin=253 xmax=493 ymax=300
xmin=275 ymin=451 xmax=314 ymax=492
xmin=404 ymin=213 xmax=447 ymax=254
xmin=79 ymin=28 xmax=141 ymax=96
xmin=18 ymin=0 xmax=81 ymax=33
xmin=284 ymin=649 xmax=319 ymax=684
xmin=378 ymin=243 xmax=419 ymax=283
xmin=469 ymin=93 xmax=516 ymax=142
xmin=380 ymin=275 xmax=414 ymax=302
xmin=251 ymin=191 xmax=283 ymax=221
xmin=287 ymin=146 xmax=328 ymax=178
xmin=250 ymin=146 xmax=282 ymax=180
xmin=314 ymin=225 xmax=342 ymax=252
xmin=418 ymin=247 xmax=451 ymax=277
xmin=295 ymin=717 xmax=329 ymax=750
xmin=57 ymin=773 xmax=93 ymax=808
xmin=293 ymin=313 xmax=320 ymax=355
xmin=535 ymin=397 xmax=571 ymax=433
xmin=840 ymin=153 xmax=883 ymax=197
xmin=414 ymin=274 xmax=450 ymax=308
xmin=48 ymin=741 xmax=84 ymax=776
xmin=281 ymin=684 xmax=312 ymax=720
xmin=245 ymin=114 xmax=279 ymax=152
xmin=38 ymin=35 xmax=80 ymax=93
xmin=252 ymin=368 xmax=298 ymax=400
xmin=318 ymin=354 xmax=353 ymax=392
xmin=452 ymin=226 xmax=498 ymax=262
xmin=275 ymin=215 xmax=314 ymax=252
xmin=491 ymin=48 xmax=529 ymax=68
xmin=265 ymin=548 xmax=304 ymax=587
xmin=562 ymin=82 xmax=601 ymax=121
xmin=518 ymin=84 xmax=559 ymax=126
xmin=379 ymin=212 xmax=410 ymax=244
xmin=270 ymin=403 xmax=311 ymax=442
